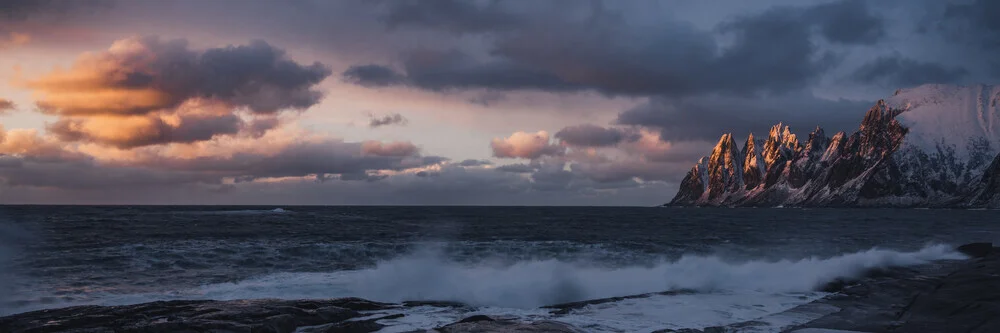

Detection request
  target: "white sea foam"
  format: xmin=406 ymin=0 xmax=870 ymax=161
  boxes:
xmin=2 ymin=244 xmax=967 ymax=331
xmin=186 ymin=244 xmax=962 ymax=308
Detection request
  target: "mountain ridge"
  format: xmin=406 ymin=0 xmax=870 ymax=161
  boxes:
xmin=667 ymin=84 xmax=1000 ymax=208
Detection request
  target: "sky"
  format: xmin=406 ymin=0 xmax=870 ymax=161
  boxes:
xmin=0 ymin=0 xmax=997 ymax=205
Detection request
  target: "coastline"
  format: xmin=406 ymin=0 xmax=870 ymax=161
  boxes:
xmin=2 ymin=243 xmax=997 ymax=333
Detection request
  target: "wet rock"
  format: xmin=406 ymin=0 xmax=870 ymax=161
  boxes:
xmin=957 ymin=242 xmax=995 ymax=258
xmin=542 ymin=289 xmax=696 ymax=315
xmin=651 ymin=327 xmax=725 ymax=333
xmin=322 ymin=314 xmax=404 ymax=333
xmin=0 ymin=299 xmax=382 ymax=333
xmin=776 ymin=251 xmax=1000 ymax=333
xmin=436 ymin=316 xmax=584 ymax=333
xmin=402 ymin=300 xmax=471 ymax=309
xmin=453 ymin=315 xmax=495 ymax=324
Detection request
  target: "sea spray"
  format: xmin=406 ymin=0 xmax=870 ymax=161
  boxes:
xmin=187 ymin=243 xmax=965 ymax=309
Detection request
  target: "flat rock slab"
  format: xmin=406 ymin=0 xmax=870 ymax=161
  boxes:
xmin=783 ymin=251 xmax=1000 ymax=333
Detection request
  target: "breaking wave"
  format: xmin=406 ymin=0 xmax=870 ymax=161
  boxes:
xmin=188 ymin=244 xmax=964 ymax=309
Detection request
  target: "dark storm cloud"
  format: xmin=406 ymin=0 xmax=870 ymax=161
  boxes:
xmin=342 ymin=64 xmax=406 ymax=87
xmin=496 ymin=163 xmax=535 ymax=173
xmin=554 ymin=124 xmax=633 ymax=147
xmin=942 ymin=0 xmax=1000 ymax=50
xmin=401 ymin=49 xmax=580 ymax=92
xmin=381 ymin=0 xmax=520 ymax=33
xmin=31 ymin=36 xmax=332 ymax=116
xmin=852 ymin=55 xmax=969 ymax=87
xmin=0 ymin=99 xmax=14 ymax=113
xmin=344 ymin=0 xmax=888 ymax=97
xmin=368 ymin=113 xmax=408 ymax=128
xmin=711 ymin=6 xmax=838 ymax=95
xmin=616 ymin=93 xmax=873 ymax=142
xmin=0 ymin=0 xmax=112 ymax=22
xmin=805 ymin=0 xmax=885 ymax=45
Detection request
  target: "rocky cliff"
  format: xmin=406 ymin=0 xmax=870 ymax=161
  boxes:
xmin=668 ymin=84 xmax=1000 ymax=208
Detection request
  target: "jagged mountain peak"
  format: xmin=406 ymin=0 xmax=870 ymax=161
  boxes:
xmin=668 ymin=84 xmax=1000 ymax=208
xmin=742 ymin=132 xmax=765 ymax=190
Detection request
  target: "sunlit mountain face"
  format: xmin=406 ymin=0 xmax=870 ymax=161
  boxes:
xmin=1 ymin=0 xmax=998 ymax=205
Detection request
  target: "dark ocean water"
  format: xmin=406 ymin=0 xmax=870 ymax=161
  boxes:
xmin=1 ymin=206 xmax=998 ymax=331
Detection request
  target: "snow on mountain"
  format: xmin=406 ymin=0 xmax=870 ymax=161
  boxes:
xmin=888 ymin=84 xmax=1000 ymax=161
xmin=667 ymin=84 xmax=1000 ymax=208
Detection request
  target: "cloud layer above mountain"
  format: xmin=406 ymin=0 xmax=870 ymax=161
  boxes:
xmin=0 ymin=0 xmax=997 ymax=205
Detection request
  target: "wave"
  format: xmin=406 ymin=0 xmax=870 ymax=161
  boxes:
xmin=187 ymin=244 xmax=965 ymax=309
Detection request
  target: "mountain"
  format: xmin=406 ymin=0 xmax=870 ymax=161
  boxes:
xmin=668 ymin=84 xmax=1000 ymax=208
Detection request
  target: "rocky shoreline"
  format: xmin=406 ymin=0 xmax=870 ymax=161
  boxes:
xmin=2 ymin=243 xmax=998 ymax=333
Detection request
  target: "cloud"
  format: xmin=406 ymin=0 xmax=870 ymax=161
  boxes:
xmin=0 ymin=99 xmax=15 ymax=114
xmin=27 ymin=36 xmax=330 ymax=116
xmin=0 ymin=122 xmax=677 ymax=205
xmin=491 ymin=130 xmax=564 ymax=159
xmin=18 ymin=36 xmax=331 ymax=147
xmin=368 ymin=113 xmax=408 ymax=128
xmin=245 ymin=117 xmax=281 ymax=138
xmin=342 ymin=64 xmax=406 ymax=87
xmin=380 ymin=0 xmax=521 ymax=34
xmin=496 ymin=163 xmax=535 ymax=173
xmin=804 ymin=0 xmax=885 ymax=45
xmin=487 ymin=127 xmax=702 ymax=192
xmin=0 ymin=126 xmax=445 ymax=189
xmin=0 ymin=128 xmax=89 ymax=162
xmin=852 ymin=55 xmax=969 ymax=87
xmin=554 ymin=124 xmax=634 ymax=147
xmin=458 ymin=159 xmax=491 ymax=167
xmin=942 ymin=0 xmax=1000 ymax=50
xmin=0 ymin=0 xmax=113 ymax=23
xmin=616 ymin=93 xmax=872 ymax=142
xmin=342 ymin=0 xmax=881 ymax=97
xmin=46 ymin=101 xmax=244 ymax=149
xmin=361 ymin=140 xmax=419 ymax=157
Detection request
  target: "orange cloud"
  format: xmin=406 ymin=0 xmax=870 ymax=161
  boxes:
xmin=361 ymin=141 xmax=419 ymax=157
xmin=0 ymin=127 xmax=87 ymax=162
xmin=491 ymin=130 xmax=564 ymax=159
xmin=19 ymin=36 xmax=331 ymax=148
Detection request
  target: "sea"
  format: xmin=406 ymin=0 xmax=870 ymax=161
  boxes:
xmin=0 ymin=206 xmax=997 ymax=332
